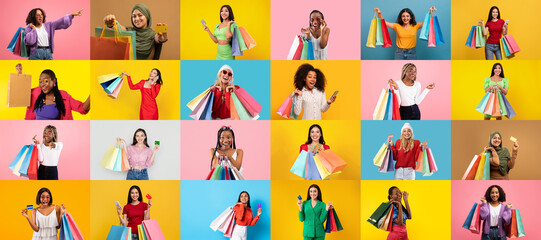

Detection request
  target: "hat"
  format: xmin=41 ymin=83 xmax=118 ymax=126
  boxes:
xmin=218 ymin=64 xmax=234 ymax=76
xmin=401 ymin=122 xmax=413 ymax=135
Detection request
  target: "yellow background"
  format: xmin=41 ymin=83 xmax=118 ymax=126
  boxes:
xmin=451 ymin=60 xmax=541 ymax=120
xmin=90 ymin=181 xmax=180 ymax=240
xmin=0 ymin=60 xmax=90 ymax=120
xmin=271 ymin=61 xmax=361 ymax=120
xmin=90 ymin=60 xmax=180 ymax=120
xmin=271 ymin=120 xmax=360 ymax=180
xmin=180 ymin=0 xmax=270 ymax=60
xmin=451 ymin=0 xmax=541 ymax=60
xmin=271 ymin=180 xmax=360 ymax=240
xmin=360 ymin=181 xmax=451 ymax=240
xmin=0 ymin=181 xmax=90 ymax=239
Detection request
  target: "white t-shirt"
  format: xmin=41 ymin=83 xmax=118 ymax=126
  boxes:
xmin=35 ymin=26 xmax=49 ymax=47
xmin=310 ymin=32 xmax=328 ymax=60
xmin=394 ymin=80 xmax=430 ymax=106
xmin=37 ymin=142 xmax=63 ymax=166
xmin=489 ymin=203 xmax=502 ymax=227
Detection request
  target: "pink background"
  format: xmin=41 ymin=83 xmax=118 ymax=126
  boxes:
xmin=180 ymin=121 xmax=270 ymax=180
xmin=0 ymin=120 xmax=90 ymax=180
xmin=451 ymin=180 xmax=540 ymax=239
xmin=0 ymin=0 xmax=90 ymax=60
xmin=361 ymin=60 xmax=451 ymax=120
xmin=270 ymin=0 xmax=360 ymax=60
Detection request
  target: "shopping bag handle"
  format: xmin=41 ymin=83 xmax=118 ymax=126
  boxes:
xmin=100 ymin=20 xmax=122 ymax=42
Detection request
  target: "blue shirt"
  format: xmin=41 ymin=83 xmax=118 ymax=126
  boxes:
xmin=392 ymin=204 xmax=408 ymax=225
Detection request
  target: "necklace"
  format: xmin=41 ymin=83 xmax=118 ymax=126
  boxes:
xmin=42 ymin=96 xmax=56 ymax=103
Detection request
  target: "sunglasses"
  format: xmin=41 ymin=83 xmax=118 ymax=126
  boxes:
xmin=222 ymin=70 xmax=233 ymax=77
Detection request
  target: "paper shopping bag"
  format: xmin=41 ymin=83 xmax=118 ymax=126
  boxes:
xmin=187 ymin=88 xmax=211 ymax=111
xmin=211 ymin=207 xmax=234 ymax=231
xmin=100 ymin=141 xmax=120 ymax=170
xmin=465 ymin=26 xmax=476 ymax=48
xmin=419 ymin=12 xmax=430 ymax=40
xmin=504 ymin=35 xmax=520 ymax=54
xmin=27 ymin=145 xmax=39 ymax=180
xmin=474 ymin=152 xmax=486 ymax=180
xmin=497 ymin=92 xmax=507 ymax=117
xmin=500 ymin=93 xmax=516 ymax=119
xmin=291 ymin=150 xmax=308 ymax=178
xmin=231 ymin=92 xmax=256 ymax=120
xmin=189 ymin=90 xmax=212 ymax=120
xmin=475 ymin=26 xmax=486 ymax=47
xmin=95 ymin=26 xmax=137 ymax=60
xmin=306 ymin=40 xmax=314 ymax=60
xmin=373 ymin=143 xmax=388 ymax=167
xmin=231 ymin=27 xmax=243 ymax=56
xmin=462 ymin=155 xmax=481 ymax=180
xmin=483 ymin=152 xmax=491 ymax=180
xmin=428 ymin=13 xmax=436 ymax=47
xmin=106 ymin=225 xmax=129 ymax=240
xmin=433 ymin=14 xmax=445 ymax=45
xmin=366 ymin=13 xmax=377 ymax=48
xmin=300 ymin=37 xmax=308 ymax=60
xmin=367 ymin=202 xmax=392 ymax=228
xmin=391 ymin=88 xmax=401 ymax=120
xmin=376 ymin=17 xmax=383 ymax=46
xmin=142 ymin=219 xmax=165 ymax=240
xmin=381 ymin=18 xmax=393 ymax=48
xmin=7 ymin=27 xmax=24 ymax=52
xmin=427 ymin=147 xmax=438 ymax=173
xmin=276 ymin=94 xmax=294 ymax=118
xmin=287 ymin=35 xmax=301 ymax=60
xmin=239 ymin=26 xmax=256 ymax=49
xmin=7 ymin=73 xmax=32 ymax=107
xmin=65 ymin=213 xmax=84 ymax=240
xmin=373 ymin=88 xmax=389 ymax=120
xmin=90 ymin=36 xmax=130 ymax=60
xmin=506 ymin=209 xmax=518 ymax=238
xmin=305 ymin=152 xmax=322 ymax=180
xmin=475 ymin=92 xmax=491 ymax=114
xmin=235 ymin=87 xmax=262 ymax=118
xmin=469 ymin=203 xmax=481 ymax=233
xmin=516 ymin=209 xmax=525 ymax=237
xmin=462 ymin=203 xmax=477 ymax=230
xmin=378 ymin=149 xmax=390 ymax=173
xmin=199 ymin=91 xmax=215 ymax=120
xmin=317 ymin=150 xmax=347 ymax=173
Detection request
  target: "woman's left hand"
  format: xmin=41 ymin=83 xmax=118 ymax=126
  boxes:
xmin=403 ymin=191 xmax=409 ymax=202
xmin=429 ymin=6 xmax=437 ymax=14
xmin=426 ymin=83 xmax=435 ymax=89
xmin=320 ymin=20 xmax=327 ymax=31
xmin=485 ymin=146 xmax=495 ymax=152
xmin=420 ymin=141 xmax=427 ymax=147
xmin=60 ymin=204 xmax=66 ymax=215
xmin=155 ymin=23 xmax=168 ymax=44
xmin=513 ymin=141 xmax=519 ymax=151
xmin=506 ymin=203 xmax=513 ymax=209
xmin=327 ymin=95 xmax=337 ymax=104
xmin=71 ymin=9 xmax=83 ymax=17
xmin=226 ymin=85 xmax=236 ymax=93
xmin=257 ymin=208 xmax=262 ymax=216
xmin=326 ymin=201 xmax=333 ymax=211
xmin=148 ymin=199 xmax=153 ymax=208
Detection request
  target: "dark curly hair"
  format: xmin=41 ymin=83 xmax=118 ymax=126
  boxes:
xmin=484 ymin=185 xmax=506 ymax=203
xmin=294 ymin=64 xmax=326 ymax=91
xmin=33 ymin=70 xmax=66 ymax=118
xmin=26 ymin=8 xmax=46 ymax=26
xmin=396 ymin=8 xmax=417 ymax=26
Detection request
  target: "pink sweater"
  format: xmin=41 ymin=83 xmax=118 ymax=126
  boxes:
xmin=25 ymin=87 xmax=88 ymax=120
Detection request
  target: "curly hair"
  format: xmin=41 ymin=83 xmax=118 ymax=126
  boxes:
xmin=396 ymin=8 xmax=416 ymax=26
xmin=484 ymin=185 xmax=506 ymax=203
xmin=26 ymin=8 xmax=46 ymax=26
xmin=294 ymin=64 xmax=326 ymax=91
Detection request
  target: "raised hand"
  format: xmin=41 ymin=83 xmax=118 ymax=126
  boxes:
xmin=71 ymin=9 xmax=83 ymax=17
xmin=104 ymin=14 xmax=116 ymax=28
xmin=426 ymin=83 xmax=435 ymax=89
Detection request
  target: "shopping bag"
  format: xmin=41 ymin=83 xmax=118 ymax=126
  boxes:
xmin=497 ymin=93 xmax=507 ymax=117
xmin=381 ymin=18 xmax=393 ymax=48
xmin=90 ymin=36 xmax=130 ymax=60
xmin=238 ymin=26 xmax=256 ymax=49
xmin=462 ymin=155 xmax=481 ymax=180
xmin=427 ymin=147 xmax=438 ymax=173
xmin=222 ymin=211 xmax=235 ymax=237
xmin=287 ymin=35 xmax=301 ymax=60
xmin=316 ymin=149 xmax=347 ymax=173
xmin=373 ymin=88 xmax=389 ymax=120
xmin=414 ymin=147 xmax=423 ymax=172
xmin=332 ymin=208 xmax=343 ymax=231
xmin=383 ymin=89 xmax=393 ymax=120
xmin=289 ymin=97 xmax=299 ymax=119
xmin=325 ymin=208 xmax=332 ymax=233
xmin=27 ymin=145 xmax=39 ymax=180
xmin=210 ymin=164 xmax=222 ymax=180
xmin=231 ymin=165 xmax=244 ymax=180
xmin=188 ymin=90 xmax=212 ymax=120
xmin=231 ymin=92 xmax=256 ymax=120
xmin=501 ymin=37 xmax=512 ymax=57
xmin=235 ymin=87 xmax=262 ymax=118
xmin=470 ymin=27 xmax=478 ymax=48
xmin=112 ymin=148 xmax=123 ymax=172
xmin=142 ymin=219 xmax=165 ymax=240
xmin=58 ymin=213 xmax=71 ymax=240
xmin=95 ymin=26 xmax=137 ymax=60
xmin=419 ymin=12 xmax=430 ymax=41
xmin=100 ymin=141 xmax=120 ymax=171
xmin=391 ymin=88 xmax=401 ymax=120
xmin=379 ymin=206 xmax=393 ymax=231
xmin=378 ymin=149 xmax=390 ymax=173
xmin=8 ymin=145 xmax=30 ymax=176
xmin=105 ymin=76 xmax=123 ymax=95
xmin=367 ymin=202 xmax=392 ymax=228
xmin=229 ymin=96 xmax=240 ymax=120
xmin=475 ymin=92 xmax=491 ymax=114
xmin=373 ymin=143 xmax=388 ymax=167
xmin=305 ymin=152 xmax=322 ymax=180
xmin=106 ymin=225 xmax=130 ymax=240
xmin=187 ymin=88 xmax=211 ymax=111
xmin=428 ymin=14 xmax=437 ymax=47
xmin=366 ymin=13 xmax=377 ymax=48
xmin=465 ymin=26 xmax=476 ymax=48
xmin=462 ymin=203 xmax=477 ymax=230
xmin=210 ymin=207 xmax=234 ymax=231
xmin=20 ymin=31 xmax=28 ymax=57
xmin=205 ymin=167 xmax=216 ymax=180
xmin=500 ymin=90 xmax=516 ymax=119
xmin=276 ymin=93 xmax=294 ymax=118
xmin=475 ymin=26 xmax=486 ymax=47
xmin=107 ymin=77 xmax=124 ymax=99
xmin=138 ymin=225 xmax=145 ymax=240
xmin=65 ymin=213 xmax=84 ymax=240
xmin=7 ymin=27 xmax=24 ymax=52
xmin=7 ymin=73 xmax=31 ymax=107
xmin=120 ymin=146 xmax=130 ymax=171
xmin=231 ymin=27 xmax=243 ymax=56
xmin=492 ymin=91 xmax=501 ymax=117
xmin=313 ymin=154 xmax=331 ymax=179
xmin=421 ymin=147 xmax=431 ymax=176
xmin=433 ymin=14 xmax=445 ymax=45
xmin=506 ymin=209 xmax=518 ymax=238
xmin=218 ymin=165 xmax=225 ymax=180
xmin=483 ymin=92 xmax=496 ymax=115
xmin=300 ymin=37 xmax=308 ymax=60
xmin=17 ymin=144 xmax=34 ymax=177
xmin=504 ymin=35 xmax=520 ymax=54
xmin=469 ymin=203 xmax=481 ymax=233
xmin=291 ymin=150 xmax=308 ymax=178
xmin=483 ymin=152 xmax=491 ymax=180
xmin=13 ymin=32 xmax=21 ymax=56
xmin=516 ymin=209 xmax=525 ymax=237
xmin=199 ymin=91 xmax=215 ymax=120
xmin=474 ymin=152 xmax=486 ymax=180
xmin=376 ymin=17 xmax=384 ymax=46
xmin=306 ymin=40 xmax=315 ymax=60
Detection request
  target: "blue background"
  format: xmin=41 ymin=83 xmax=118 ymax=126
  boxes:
xmin=181 ymin=180 xmax=271 ymax=240
xmin=361 ymin=120 xmax=451 ymax=180
xmin=180 ymin=60 xmax=271 ymax=120
xmin=360 ymin=0 xmax=451 ymax=60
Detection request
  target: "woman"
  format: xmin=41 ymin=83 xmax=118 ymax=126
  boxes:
xmin=209 ymin=126 xmax=243 ymax=173
xmin=300 ymin=124 xmax=330 ymax=153
xmin=297 ymin=184 xmax=332 ymax=240
xmin=479 ymin=6 xmax=508 ymax=60
xmin=480 ymin=185 xmax=512 ymax=239
xmin=116 ymin=185 xmax=152 ymax=239
xmin=119 ymin=128 xmax=159 ymax=180
xmin=24 ymin=8 xmax=83 ymax=60
xmin=32 ymin=125 xmax=62 ymax=180
xmin=293 ymin=64 xmax=337 ymax=120
xmin=231 ymin=191 xmax=262 ymax=240
xmin=210 ymin=65 xmax=236 ymax=120
xmin=483 ymin=63 xmax=508 ymax=120
xmin=21 ymin=188 xmax=66 ymax=240
xmin=24 ymin=68 xmax=90 ymax=120
xmin=301 ymin=10 xmax=330 ymax=60
xmin=103 ymin=4 xmax=168 ymax=60
xmin=124 ymin=69 xmax=162 ymax=120
xmin=387 ymin=186 xmax=412 ymax=240
xmin=387 ymin=123 xmax=426 ymax=180
xmin=389 ymin=63 xmax=435 ymax=120
xmin=485 ymin=131 xmax=518 ymax=180
xmin=374 ymin=6 xmax=437 ymax=60
xmin=202 ymin=5 xmax=237 ymax=60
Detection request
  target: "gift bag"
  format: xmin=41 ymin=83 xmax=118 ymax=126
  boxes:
xmin=500 ymin=91 xmax=516 ymax=119
xmin=313 ymin=154 xmax=331 ymax=179
xmin=238 ymin=26 xmax=256 ymax=49
xmin=16 ymin=144 xmax=34 ymax=177
xmin=462 ymin=203 xmax=478 ymax=230
xmin=475 ymin=26 xmax=486 ymax=47
xmin=483 ymin=92 xmax=496 ymax=115
xmin=462 ymin=155 xmax=481 ymax=180
xmin=475 ymin=92 xmax=491 ymax=114
xmin=332 ymin=208 xmax=343 ymax=231
xmin=473 ymin=152 xmax=486 ymax=180
xmin=373 ymin=143 xmax=388 ymax=167
xmin=235 ymin=87 xmax=262 ymax=118
xmin=379 ymin=205 xmax=393 ymax=231
xmin=276 ymin=93 xmax=295 ymax=118
xmin=471 ymin=27 xmax=478 ymax=49
xmin=100 ymin=141 xmax=120 ymax=170
xmin=501 ymin=37 xmax=512 ymax=57
xmin=516 ymin=209 xmax=525 ymax=237
xmin=465 ymin=26 xmax=476 ymax=48
xmin=231 ymin=27 xmax=243 ymax=56
xmin=316 ymin=149 xmax=347 ymax=173
xmin=381 ymin=18 xmax=393 ymax=48
xmin=291 ymin=150 xmax=308 ymax=178
xmin=64 ymin=213 xmax=84 ymax=240
xmin=373 ymin=88 xmax=389 ymax=120
xmin=506 ymin=209 xmax=518 ymax=238
xmin=187 ymin=88 xmax=211 ymax=111
xmin=376 ymin=17 xmax=384 ymax=46
xmin=210 ymin=207 xmax=234 ymax=231
xmin=427 ymin=13 xmax=437 ymax=47
xmin=289 ymin=97 xmax=299 ymax=119
xmin=287 ymin=35 xmax=302 ymax=60
xmin=58 ymin=213 xmax=71 ymax=240
xmin=325 ymin=208 xmax=342 ymax=233
xmin=210 ymin=164 xmax=222 ymax=180
xmin=90 ymin=34 xmax=130 ymax=60
xmin=483 ymin=152 xmax=491 ymax=180
xmin=421 ymin=147 xmax=432 ymax=176
xmin=112 ymin=147 xmax=123 ymax=172
xmin=433 ymin=14 xmax=445 ymax=45
xmin=27 ymin=145 xmax=39 ymax=180
xmin=367 ymin=202 xmax=392 ymax=228
xmin=504 ymin=35 xmax=520 ymax=54
xmin=95 ymin=25 xmax=137 ymax=60
xmin=366 ymin=13 xmax=378 ymax=48
xmin=383 ymin=89 xmax=393 ymax=120
xmin=469 ymin=202 xmax=481 ymax=233
xmin=391 ymin=88 xmax=401 ymax=120
xmin=378 ymin=149 xmax=390 ymax=173
xmin=7 ymin=27 xmax=24 ymax=52
xmin=497 ymin=93 xmax=507 ymax=117
xmin=305 ymin=152 xmax=322 ymax=180
xmin=142 ymin=219 xmax=165 ymax=240
xmin=7 ymin=73 xmax=32 ymax=107
xmin=419 ymin=12 xmax=430 ymax=40
xmin=120 ymin=147 xmax=130 ymax=171
xmin=426 ymin=147 xmax=438 ymax=173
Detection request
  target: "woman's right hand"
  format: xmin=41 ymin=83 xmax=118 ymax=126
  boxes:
xmin=202 ymin=24 xmax=209 ymax=31
xmin=387 ymin=136 xmax=393 ymax=145
xmin=215 ymin=85 xmax=222 ymax=91
xmin=28 ymin=23 xmax=36 ymax=30
xmin=104 ymin=14 xmax=116 ymax=28
xmin=373 ymin=8 xmax=383 ymax=18
xmin=32 ymin=135 xmax=40 ymax=145
xmin=21 ymin=209 xmax=29 ymax=219
xmin=122 ymin=72 xmax=130 ymax=77
xmin=480 ymin=197 xmax=487 ymax=204
xmin=388 ymin=79 xmax=398 ymax=90
xmin=297 ymin=199 xmax=302 ymax=209
xmin=294 ymin=88 xmax=303 ymax=96
xmin=478 ymin=19 xmax=484 ymax=26
xmin=116 ymin=205 xmax=122 ymax=215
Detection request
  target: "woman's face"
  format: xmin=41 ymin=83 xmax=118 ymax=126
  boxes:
xmin=219 ymin=130 xmax=233 ymax=149
xmin=401 ymin=128 xmax=413 ymax=140
xmin=240 ymin=192 xmax=249 ymax=204
xmin=220 ymin=69 xmax=232 ymax=84
xmin=39 ymin=73 xmax=55 ymax=94
xmin=310 ymin=127 xmax=321 ymax=143
xmin=220 ymin=7 xmax=230 ymax=21
xmin=491 ymin=133 xmax=501 ymax=148
xmin=35 ymin=10 xmax=44 ymax=25
xmin=310 ymin=12 xmax=323 ymax=29
xmin=39 ymin=192 xmax=51 ymax=206
xmin=149 ymin=70 xmax=158 ymax=80
xmin=135 ymin=131 xmax=146 ymax=144
xmin=405 ymin=66 xmax=417 ymax=81
xmin=130 ymin=188 xmax=140 ymax=202
xmin=491 ymin=9 xmax=499 ymax=20
xmin=489 ymin=187 xmax=500 ymax=202
xmin=309 ymin=187 xmax=319 ymax=200
xmin=390 ymin=188 xmax=402 ymax=202
xmin=132 ymin=9 xmax=148 ymax=28
xmin=43 ymin=128 xmax=54 ymax=144
xmin=304 ymin=71 xmax=317 ymax=90
xmin=493 ymin=65 xmax=502 ymax=77
xmin=401 ymin=12 xmax=411 ymax=25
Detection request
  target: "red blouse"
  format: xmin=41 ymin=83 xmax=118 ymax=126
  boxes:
xmin=390 ymin=139 xmax=422 ymax=169
xmin=127 ymin=76 xmax=161 ymax=120
xmin=299 ymin=144 xmax=330 ymax=153
xmin=233 ymin=204 xmax=260 ymax=226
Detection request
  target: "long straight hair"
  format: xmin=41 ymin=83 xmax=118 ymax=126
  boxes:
xmin=131 ymin=128 xmax=149 ymax=147
xmin=487 ymin=6 xmax=501 ymax=23
xmin=127 ymin=185 xmax=143 ymax=204
xmin=305 ymin=184 xmax=323 ymax=202
xmin=237 ymin=191 xmax=251 ymax=209
xmin=210 ymin=126 xmax=236 ymax=169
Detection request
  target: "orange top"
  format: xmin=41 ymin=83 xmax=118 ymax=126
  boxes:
xmin=233 ymin=204 xmax=260 ymax=226
xmin=393 ymin=23 xmax=420 ymax=49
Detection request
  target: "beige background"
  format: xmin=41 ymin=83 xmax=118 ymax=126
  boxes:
xmin=91 ymin=0 xmax=180 ymax=59
xmin=451 ymin=121 xmax=541 ymax=180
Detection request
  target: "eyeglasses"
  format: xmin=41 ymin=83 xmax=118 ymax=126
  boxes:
xmin=222 ymin=70 xmax=233 ymax=77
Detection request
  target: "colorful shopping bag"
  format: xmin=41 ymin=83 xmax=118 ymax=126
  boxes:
xmin=366 ymin=13 xmax=377 ymax=48
xmin=210 ymin=164 xmax=222 ymax=180
xmin=500 ymin=93 xmax=516 ymax=119
xmin=287 ymin=35 xmax=301 ymax=60
xmin=373 ymin=143 xmax=388 ymax=167
xmin=433 ymin=14 xmax=445 ymax=45
xmin=20 ymin=31 xmax=28 ymax=57
xmin=501 ymin=37 xmax=512 ymax=57
xmin=17 ymin=144 xmax=34 ymax=177
xmin=8 ymin=145 xmax=30 ymax=176
xmin=414 ymin=146 xmax=423 ymax=172
xmin=462 ymin=155 xmax=481 ymax=180
xmin=306 ymin=40 xmax=315 ymax=60
xmin=516 ymin=209 xmax=525 ymax=237
xmin=462 ymin=202 xmax=478 ymax=230
xmin=235 ymin=87 xmax=262 ymax=118
xmin=276 ymin=93 xmax=294 ymax=118
xmin=231 ymin=27 xmax=243 ymax=56
xmin=316 ymin=149 xmax=347 ymax=173
xmin=428 ymin=14 xmax=437 ymax=47
xmin=106 ymin=225 xmax=130 ymax=240
xmin=475 ymin=92 xmax=491 ymax=113
xmin=504 ymin=35 xmax=520 ymax=54
xmin=421 ymin=147 xmax=431 ymax=176
xmin=391 ymin=88 xmax=401 ymax=120
xmin=475 ymin=26 xmax=486 ymax=47
xmin=187 ymin=88 xmax=211 ymax=111
xmin=469 ymin=203 xmax=481 ymax=233
xmin=210 ymin=207 xmax=234 ymax=231
xmin=290 ymin=97 xmax=299 ymax=119
xmin=367 ymin=202 xmax=392 ymax=228
xmin=27 ymin=145 xmax=39 ymax=180
xmin=473 ymin=152 xmax=486 ymax=180
xmin=470 ymin=27 xmax=478 ymax=48
xmin=381 ymin=18 xmax=393 ymax=48
xmin=483 ymin=92 xmax=496 ymax=115
xmin=373 ymin=88 xmax=389 ymax=120
xmin=95 ymin=25 xmax=137 ymax=60
xmin=383 ymin=89 xmax=393 ymax=120
xmin=305 ymin=152 xmax=322 ymax=180
xmin=231 ymin=92 xmax=256 ymax=120
xmin=492 ymin=91 xmax=501 ymax=117
xmin=300 ymin=37 xmax=308 ymax=60
xmin=291 ymin=150 xmax=308 ymax=178
xmin=313 ymin=154 xmax=331 ymax=179
xmin=65 ymin=213 xmax=84 ymax=240
xmin=199 ymin=91 xmax=215 ymax=120
xmin=230 ymin=96 xmax=240 ymax=120
xmin=497 ymin=93 xmax=507 ymax=117
xmin=378 ymin=149 xmax=390 ymax=173
xmin=142 ymin=219 xmax=165 ymax=240
xmin=483 ymin=152 xmax=491 ymax=180
xmin=465 ymin=26 xmax=476 ymax=48
xmin=238 ymin=26 xmax=256 ymax=49
xmin=426 ymin=147 xmax=438 ymax=173
xmin=419 ymin=12 xmax=430 ymax=40
xmin=379 ymin=205 xmax=393 ymax=231
xmin=376 ymin=17 xmax=384 ymax=46
xmin=7 ymin=27 xmax=24 ymax=52
xmin=100 ymin=141 xmax=120 ymax=171
xmin=189 ymin=90 xmax=212 ymax=120
xmin=90 ymin=35 xmax=130 ymax=60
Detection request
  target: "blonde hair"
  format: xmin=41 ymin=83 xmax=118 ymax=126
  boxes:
xmin=401 ymin=63 xmax=417 ymax=82
xmin=399 ymin=130 xmax=414 ymax=152
xmin=44 ymin=125 xmax=58 ymax=142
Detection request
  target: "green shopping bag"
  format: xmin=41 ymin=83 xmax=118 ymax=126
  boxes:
xmin=376 ymin=17 xmax=383 ymax=46
xmin=300 ymin=38 xmax=308 ymax=60
xmin=475 ymin=26 xmax=486 ymax=47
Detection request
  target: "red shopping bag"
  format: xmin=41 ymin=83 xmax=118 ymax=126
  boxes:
xmin=27 ymin=145 xmax=38 ymax=180
xmin=276 ymin=94 xmax=294 ymax=118
xmin=462 ymin=155 xmax=481 ymax=180
xmin=469 ymin=203 xmax=481 ymax=233
xmin=391 ymin=88 xmax=401 ymax=120
xmin=428 ymin=14 xmax=437 ymax=47
xmin=381 ymin=19 xmax=393 ymax=48
xmin=506 ymin=209 xmax=518 ymax=238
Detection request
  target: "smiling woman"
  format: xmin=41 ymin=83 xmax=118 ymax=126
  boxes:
xmin=388 ymin=63 xmax=435 ymax=120
xmin=116 ymin=185 xmax=152 ymax=239
xmin=300 ymin=10 xmax=330 ymax=60
xmin=387 ymin=123 xmax=426 ymax=180
xmin=210 ymin=64 xmax=236 ymax=120
xmin=300 ymin=124 xmax=330 ymax=153
xmin=21 ymin=188 xmax=66 ymax=239
xmin=202 ymin=5 xmax=237 ymax=60
xmin=231 ymin=191 xmax=262 ymax=240
xmin=209 ymin=126 xmax=243 ymax=172
xmin=32 ymin=125 xmax=63 ymax=180
xmin=118 ymin=128 xmax=160 ymax=180
xmin=386 ymin=186 xmax=412 ymax=240
xmin=292 ymin=64 xmax=337 ymax=120
xmin=297 ymin=184 xmax=333 ymax=240
xmin=484 ymin=131 xmax=519 ymax=180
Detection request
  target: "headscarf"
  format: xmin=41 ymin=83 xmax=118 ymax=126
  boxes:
xmin=487 ymin=131 xmax=511 ymax=175
xmin=126 ymin=4 xmax=161 ymax=60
